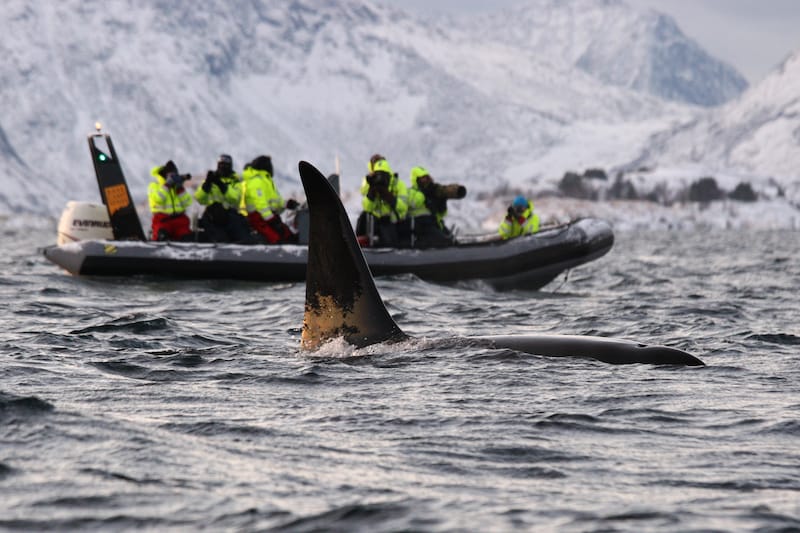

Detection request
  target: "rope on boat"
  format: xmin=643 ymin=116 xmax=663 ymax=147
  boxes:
xmin=552 ymin=268 xmax=570 ymax=293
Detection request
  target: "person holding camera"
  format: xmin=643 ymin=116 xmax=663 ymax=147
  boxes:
xmin=499 ymin=195 xmax=540 ymax=240
xmin=407 ymin=166 xmax=465 ymax=248
xmin=358 ymin=155 xmax=408 ymax=247
xmin=195 ymin=154 xmax=252 ymax=243
xmin=147 ymin=159 xmax=194 ymax=241
xmin=241 ymin=155 xmax=299 ymax=244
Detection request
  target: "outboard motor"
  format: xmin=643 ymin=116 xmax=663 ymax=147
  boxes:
xmin=56 ymin=201 xmax=113 ymax=245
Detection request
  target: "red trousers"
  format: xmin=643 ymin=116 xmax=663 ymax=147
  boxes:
xmin=151 ymin=213 xmax=192 ymax=241
xmin=247 ymin=213 xmax=293 ymax=244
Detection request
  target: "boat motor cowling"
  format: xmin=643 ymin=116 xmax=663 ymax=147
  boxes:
xmin=57 ymin=201 xmax=113 ymax=245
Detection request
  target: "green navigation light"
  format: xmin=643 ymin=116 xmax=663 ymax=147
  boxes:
xmin=98 ymin=153 xmax=108 ymax=162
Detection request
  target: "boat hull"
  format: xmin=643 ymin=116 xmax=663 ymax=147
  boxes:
xmin=43 ymin=218 xmax=613 ymax=290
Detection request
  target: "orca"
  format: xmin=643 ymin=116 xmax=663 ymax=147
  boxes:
xmin=298 ymin=161 xmax=704 ymax=366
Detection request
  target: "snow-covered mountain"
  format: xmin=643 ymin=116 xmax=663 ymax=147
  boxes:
xmin=629 ymin=51 xmax=800 ymax=182
xmin=0 ymin=0 xmax=779 ymax=230
xmin=467 ymin=0 xmax=748 ymax=107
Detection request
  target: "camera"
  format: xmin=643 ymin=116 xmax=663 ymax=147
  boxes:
xmin=367 ymin=171 xmax=391 ymax=188
xmin=433 ymin=183 xmax=467 ymax=200
xmin=166 ymin=172 xmax=190 ymax=188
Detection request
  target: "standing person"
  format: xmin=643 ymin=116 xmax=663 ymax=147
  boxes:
xmin=148 ymin=160 xmax=193 ymax=241
xmin=358 ymin=155 xmax=408 ymax=247
xmin=499 ymin=195 xmax=540 ymax=240
xmin=241 ymin=155 xmax=299 ymax=244
xmin=195 ymin=154 xmax=252 ymax=243
xmin=407 ymin=166 xmax=464 ymax=248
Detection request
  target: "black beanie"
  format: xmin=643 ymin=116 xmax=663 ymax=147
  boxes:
xmin=160 ymin=160 xmax=178 ymax=177
xmin=250 ymin=155 xmax=273 ymax=174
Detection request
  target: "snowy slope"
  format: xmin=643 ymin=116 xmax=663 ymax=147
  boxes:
xmin=0 ymin=0 xmax=727 ymax=217
xmin=626 ymin=51 xmax=800 ymax=204
xmin=530 ymin=46 xmax=800 ymax=218
xmin=3 ymin=0 xmax=792 ymax=234
xmin=0 ymin=123 xmax=33 ymax=212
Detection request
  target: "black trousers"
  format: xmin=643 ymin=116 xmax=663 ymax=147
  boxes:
xmin=199 ymin=205 xmax=254 ymax=243
xmin=411 ymin=215 xmax=452 ymax=248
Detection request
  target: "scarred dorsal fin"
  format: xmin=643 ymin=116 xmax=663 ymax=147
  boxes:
xmin=299 ymin=160 xmax=406 ymax=349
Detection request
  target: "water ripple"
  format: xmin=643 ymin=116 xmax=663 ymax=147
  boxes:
xmin=2 ymin=227 xmax=799 ymax=531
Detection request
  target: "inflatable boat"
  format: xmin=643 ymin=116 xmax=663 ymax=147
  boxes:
xmin=41 ymin=128 xmax=614 ymax=290
xmin=43 ymin=215 xmax=612 ymax=290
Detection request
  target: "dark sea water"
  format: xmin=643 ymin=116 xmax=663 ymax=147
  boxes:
xmin=2 ymin=225 xmax=799 ymax=532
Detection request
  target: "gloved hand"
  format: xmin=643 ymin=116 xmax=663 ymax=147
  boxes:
xmin=507 ymin=207 xmax=516 ymax=220
xmin=377 ymin=186 xmax=395 ymax=204
xmin=368 ymin=184 xmax=390 ymax=201
xmin=201 ymin=170 xmax=215 ymax=192
xmin=173 ymin=174 xmax=190 ymax=188
xmin=426 ymin=196 xmax=447 ymax=214
xmin=285 ymin=199 xmax=299 ymax=210
xmin=266 ymin=215 xmax=285 ymax=232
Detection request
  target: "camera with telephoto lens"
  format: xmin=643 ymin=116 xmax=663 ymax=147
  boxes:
xmin=166 ymin=172 xmax=190 ymax=188
xmin=367 ymin=171 xmax=391 ymax=188
xmin=432 ymin=183 xmax=467 ymax=200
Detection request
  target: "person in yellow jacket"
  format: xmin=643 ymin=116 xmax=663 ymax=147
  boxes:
xmin=195 ymin=154 xmax=252 ymax=243
xmin=406 ymin=166 xmax=460 ymax=248
xmin=357 ymin=154 xmax=408 ymax=247
xmin=241 ymin=155 xmax=299 ymax=244
xmin=147 ymin=160 xmax=193 ymax=241
xmin=499 ymin=195 xmax=540 ymax=240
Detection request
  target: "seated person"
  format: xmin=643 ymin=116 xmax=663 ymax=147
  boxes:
xmin=195 ymin=154 xmax=253 ymax=243
xmin=499 ymin=195 xmax=540 ymax=240
xmin=241 ymin=155 xmax=299 ymax=244
xmin=357 ymin=155 xmax=408 ymax=247
xmin=407 ymin=166 xmax=464 ymax=248
xmin=147 ymin=160 xmax=193 ymax=241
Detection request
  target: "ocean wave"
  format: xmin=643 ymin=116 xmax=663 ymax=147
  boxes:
xmin=160 ymin=420 xmax=277 ymax=438
xmin=70 ymin=314 xmax=172 ymax=335
xmin=271 ymin=500 xmax=414 ymax=532
xmin=0 ymin=462 xmax=14 ymax=480
xmin=88 ymin=360 xmax=211 ymax=382
xmin=0 ymin=391 xmax=54 ymax=418
xmin=746 ymin=333 xmax=800 ymax=346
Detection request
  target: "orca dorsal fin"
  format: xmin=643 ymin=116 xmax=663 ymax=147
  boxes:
xmin=298 ymin=160 xmax=406 ymax=350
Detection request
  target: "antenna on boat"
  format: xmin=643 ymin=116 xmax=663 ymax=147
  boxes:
xmin=87 ymin=124 xmax=146 ymax=241
xmin=326 ymin=154 xmax=341 ymax=196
